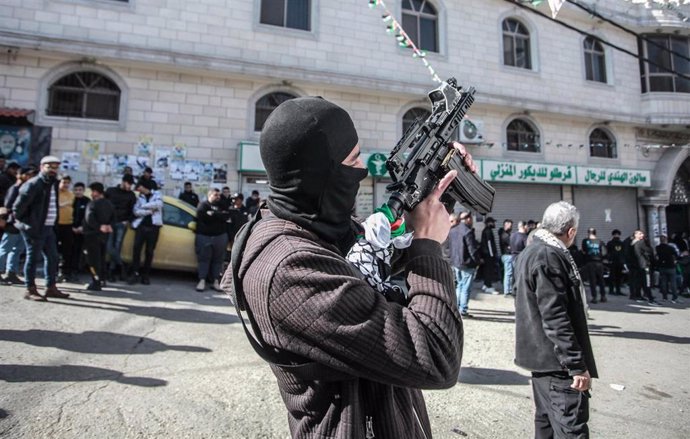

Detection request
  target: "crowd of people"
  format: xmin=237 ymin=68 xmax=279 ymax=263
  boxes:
xmin=445 ymin=211 xmax=690 ymax=317
xmin=0 ymin=156 xmax=261 ymax=301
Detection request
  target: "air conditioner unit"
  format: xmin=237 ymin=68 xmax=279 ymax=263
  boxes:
xmin=459 ymin=119 xmax=484 ymax=144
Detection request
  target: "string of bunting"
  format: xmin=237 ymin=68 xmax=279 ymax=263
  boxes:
xmin=367 ymin=0 xmax=442 ymax=83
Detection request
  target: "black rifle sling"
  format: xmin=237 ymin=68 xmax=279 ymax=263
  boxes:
xmin=230 ymin=207 xmax=351 ymax=382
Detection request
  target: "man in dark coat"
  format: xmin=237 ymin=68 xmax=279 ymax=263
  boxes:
xmin=448 ymin=211 xmax=481 ymax=317
xmin=514 ymin=201 xmax=597 ymax=439
xmin=630 ymin=230 xmax=658 ymax=305
xmin=480 ymin=216 xmax=499 ymax=294
xmin=105 ymin=174 xmax=136 ymax=280
xmin=195 ymin=188 xmax=229 ymax=292
xmin=222 ymin=97 xmax=465 ymax=438
xmin=498 ymin=219 xmax=513 ymax=296
xmin=606 ymin=229 xmax=626 ymax=296
xmin=656 ymin=235 xmax=679 ymax=302
xmin=82 ymin=182 xmax=115 ymax=291
xmin=13 ymin=156 xmax=69 ymax=301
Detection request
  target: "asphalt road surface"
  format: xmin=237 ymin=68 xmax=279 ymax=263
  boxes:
xmin=1 ymin=275 xmax=689 ymax=438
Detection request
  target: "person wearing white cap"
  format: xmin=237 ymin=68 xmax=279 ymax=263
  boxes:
xmin=12 ymin=155 xmax=69 ymax=301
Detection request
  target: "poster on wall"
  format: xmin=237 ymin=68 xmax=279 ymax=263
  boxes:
xmin=133 ymin=156 xmax=150 ymax=173
xmin=137 ymin=136 xmax=153 ymax=156
xmin=0 ymin=126 xmax=31 ymax=166
xmin=61 ymin=152 xmax=81 ymax=171
xmin=170 ymin=160 xmax=185 ymax=180
xmin=111 ymin=154 xmax=129 ymax=174
xmin=201 ymin=162 xmax=214 ymax=181
xmin=153 ymin=167 xmax=166 ymax=188
xmin=82 ymin=140 xmax=101 ymax=161
xmin=184 ymin=160 xmax=203 ymax=182
xmin=172 ymin=143 xmax=187 ymax=160
xmin=154 ymin=147 xmax=171 ymax=168
xmin=213 ymin=164 xmax=228 ymax=183
xmin=91 ymin=155 xmax=111 ymax=176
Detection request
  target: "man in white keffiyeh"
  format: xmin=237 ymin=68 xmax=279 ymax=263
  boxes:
xmin=514 ymin=201 xmax=598 ymax=439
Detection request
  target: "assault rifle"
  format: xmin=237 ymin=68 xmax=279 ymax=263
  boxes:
xmin=386 ymin=78 xmax=495 ymax=217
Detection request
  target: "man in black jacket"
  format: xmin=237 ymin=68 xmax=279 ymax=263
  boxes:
xmin=656 ymin=235 xmax=679 ymax=303
xmin=582 ymin=228 xmax=607 ymax=303
xmin=480 ymin=217 xmax=499 ymax=294
xmin=83 ymin=182 xmax=115 ymax=291
xmin=13 ymin=156 xmax=69 ymax=301
xmin=606 ymin=229 xmax=626 ymax=296
xmin=105 ymin=174 xmax=136 ymax=280
xmin=0 ymin=166 xmax=36 ymax=284
xmin=194 ymin=188 xmax=229 ymax=292
xmin=179 ymin=181 xmax=199 ymax=207
xmin=498 ymin=219 xmax=513 ymax=296
xmin=630 ymin=230 xmax=659 ymax=305
xmin=0 ymin=162 xmax=20 ymax=206
xmin=514 ymin=201 xmax=597 ymax=438
xmin=71 ymin=182 xmax=90 ymax=278
xmin=449 ymin=211 xmax=481 ymax=317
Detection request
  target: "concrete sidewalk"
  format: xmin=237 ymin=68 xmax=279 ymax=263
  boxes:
xmin=1 ymin=277 xmax=689 ymax=438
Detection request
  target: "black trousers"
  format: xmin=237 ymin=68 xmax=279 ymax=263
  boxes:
xmin=585 ymin=262 xmax=606 ymax=300
xmin=608 ymin=263 xmax=624 ymax=295
xmin=630 ymin=268 xmax=653 ymax=301
xmin=131 ymin=225 xmax=160 ymax=276
xmin=532 ymin=374 xmax=590 ymax=439
xmin=71 ymin=233 xmax=84 ymax=273
xmin=56 ymin=224 xmax=75 ymax=276
xmin=84 ymin=236 xmax=107 ymax=283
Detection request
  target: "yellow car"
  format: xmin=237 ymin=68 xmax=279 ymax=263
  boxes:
xmin=121 ymin=196 xmax=198 ymax=272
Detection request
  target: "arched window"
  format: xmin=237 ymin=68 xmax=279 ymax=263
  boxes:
xmin=584 ymin=36 xmax=607 ymax=83
xmin=254 ymin=92 xmax=297 ymax=131
xmin=506 ymin=118 xmax=540 ymax=152
xmin=589 ymin=128 xmax=617 ymax=158
xmin=502 ymin=18 xmax=531 ymax=69
xmin=402 ymin=0 xmax=438 ymax=53
xmin=402 ymin=107 xmax=431 ymax=135
xmin=47 ymin=71 xmax=121 ymax=120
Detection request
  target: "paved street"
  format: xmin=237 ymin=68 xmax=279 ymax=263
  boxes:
xmin=1 ymin=275 xmax=689 ymax=438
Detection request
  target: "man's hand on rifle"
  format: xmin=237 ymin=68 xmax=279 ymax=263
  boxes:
xmin=451 ymin=141 xmax=478 ymax=174
xmin=407 ymin=169 xmax=458 ymax=244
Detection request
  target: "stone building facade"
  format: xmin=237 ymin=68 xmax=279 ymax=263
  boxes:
xmin=1 ymin=0 xmax=689 ymax=240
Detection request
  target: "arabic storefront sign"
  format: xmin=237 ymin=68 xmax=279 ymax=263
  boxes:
xmin=482 ymin=160 xmax=576 ymax=185
xmin=577 ymin=166 xmax=651 ymax=187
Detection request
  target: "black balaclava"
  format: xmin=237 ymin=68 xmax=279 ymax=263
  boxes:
xmin=260 ymin=97 xmax=367 ymax=252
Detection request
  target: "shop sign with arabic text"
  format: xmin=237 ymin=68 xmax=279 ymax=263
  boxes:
xmin=577 ymin=167 xmax=651 ymax=187
xmin=481 ymin=160 xmax=576 ymax=185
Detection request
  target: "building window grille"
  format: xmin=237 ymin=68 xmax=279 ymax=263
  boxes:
xmin=502 ymin=18 xmax=532 ymax=69
xmin=506 ymin=118 xmax=540 ymax=152
xmin=584 ymin=36 xmax=607 ymax=83
xmin=260 ymin=0 xmax=311 ymax=31
xmin=47 ymin=72 xmax=120 ymax=120
xmin=401 ymin=0 xmax=438 ymax=53
xmin=589 ymin=128 xmax=617 ymax=159
xmin=254 ymin=92 xmax=297 ymax=131
xmin=640 ymin=34 xmax=690 ymax=93
xmin=402 ymin=107 xmax=431 ymax=135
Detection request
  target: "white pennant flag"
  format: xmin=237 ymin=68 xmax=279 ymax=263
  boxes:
xmin=548 ymin=0 xmax=566 ymax=18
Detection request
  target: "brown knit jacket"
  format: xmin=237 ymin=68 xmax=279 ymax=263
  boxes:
xmin=233 ymin=216 xmax=463 ymax=438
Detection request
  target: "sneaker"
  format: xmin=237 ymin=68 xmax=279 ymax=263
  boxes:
xmin=213 ymin=279 xmax=221 ymax=291
xmin=86 ymin=281 xmax=101 ymax=292
xmin=671 ymin=299 xmax=678 ymax=304
xmin=24 ymin=286 xmax=47 ymax=302
xmin=5 ymin=272 xmax=24 ymax=285
xmin=460 ymin=312 xmax=473 ymax=318
xmin=481 ymin=285 xmax=488 ymax=292
xmin=45 ymin=286 xmax=70 ymax=299
xmin=196 ymin=279 xmax=206 ymax=292
xmin=647 ymin=300 xmax=660 ymax=306
xmin=600 ymin=297 xmax=607 ymax=303
xmin=635 ymin=299 xmax=645 ymax=303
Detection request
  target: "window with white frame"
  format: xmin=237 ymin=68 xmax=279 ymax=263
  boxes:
xmin=506 ymin=118 xmax=540 ymax=152
xmin=47 ymin=71 xmax=121 ymax=120
xmin=402 ymin=107 xmax=431 ymax=135
xmin=260 ymin=0 xmax=311 ymax=31
xmin=401 ymin=0 xmax=438 ymax=53
xmin=584 ymin=36 xmax=607 ymax=83
xmin=589 ymin=128 xmax=617 ymax=158
xmin=502 ymin=18 xmax=532 ymax=70
xmin=639 ymin=34 xmax=690 ymax=93
xmin=254 ymin=91 xmax=298 ymax=131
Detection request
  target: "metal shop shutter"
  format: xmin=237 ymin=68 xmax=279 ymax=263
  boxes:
xmin=573 ymin=186 xmax=639 ymax=241
xmin=487 ymin=183 xmax=562 ymax=225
